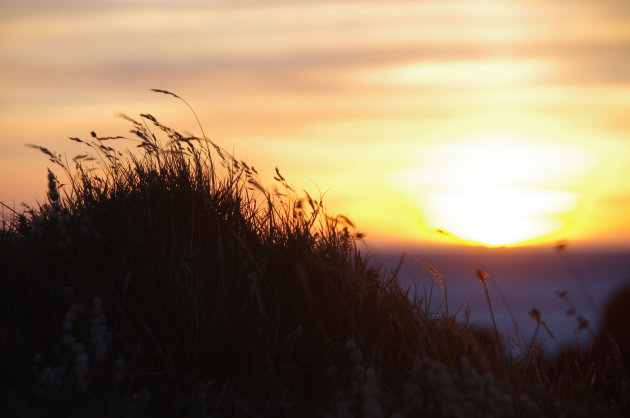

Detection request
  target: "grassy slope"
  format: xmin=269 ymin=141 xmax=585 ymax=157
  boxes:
xmin=0 ymin=94 xmax=627 ymax=417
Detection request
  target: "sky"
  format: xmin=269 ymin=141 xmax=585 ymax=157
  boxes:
xmin=1 ymin=0 xmax=630 ymax=249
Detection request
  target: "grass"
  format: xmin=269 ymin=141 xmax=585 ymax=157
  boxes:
xmin=0 ymin=90 xmax=628 ymax=417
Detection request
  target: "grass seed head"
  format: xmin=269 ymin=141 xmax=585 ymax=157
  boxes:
xmin=476 ymin=268 xmax=490 ymax=283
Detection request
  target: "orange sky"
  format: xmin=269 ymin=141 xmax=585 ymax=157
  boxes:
xmin=1 ymin=0 xmax=629 ymax=249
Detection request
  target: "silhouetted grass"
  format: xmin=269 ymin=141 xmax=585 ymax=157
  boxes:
xmin=0 ymin=91 xmax=627 ymax=417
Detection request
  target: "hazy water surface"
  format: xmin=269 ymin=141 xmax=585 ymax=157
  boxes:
xmin=369 ymin=246 xmax=630 ymax=354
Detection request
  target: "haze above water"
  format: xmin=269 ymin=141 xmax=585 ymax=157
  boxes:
xmin=370 ymin=245 xmax=630 ymax=353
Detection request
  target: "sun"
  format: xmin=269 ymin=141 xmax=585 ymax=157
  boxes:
xmin=388 ymin=132 xmax=595 ymax=247
xmin=425 ymin=188 xmax=579 ymax=246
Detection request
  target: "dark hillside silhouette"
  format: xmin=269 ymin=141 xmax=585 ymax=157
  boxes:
xmin=0 ymin=91 xmax=627 ymax=417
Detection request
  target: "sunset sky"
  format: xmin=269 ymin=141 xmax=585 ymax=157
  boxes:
xmin=1 ymin=0 xmax=629 ymax=249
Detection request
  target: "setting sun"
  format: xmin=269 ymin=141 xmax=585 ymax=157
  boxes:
xmin=2 ymin=0 xmax=630 ymax=249
xmin=388 ymin=132 xmax=596 ymax=247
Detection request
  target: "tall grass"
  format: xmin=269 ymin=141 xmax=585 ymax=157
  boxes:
xmin=0 ymin=91 xmax=627 ymax=417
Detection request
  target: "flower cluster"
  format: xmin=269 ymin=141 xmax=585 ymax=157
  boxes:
xmin=89 ymin=297 xmax=111 ymax=365
xmin=326 ymin=351 xmax=541 ymax=417
xmin=32 ymin=354 xmax=65 ymax=401
xmin=32 ymin=297 xmax=118 ymax=406
xmin=397 ymin=356 xmax=539 ymax=418
xmin=60 ymin=303 xmax=90 ymax=390
xmin=326 ymin=340 xmax=384 ymax=418
xmin=30 ymin=170 xmax=82 ymax=248
xmin=47 ymin=169 xmax=60 ymax=215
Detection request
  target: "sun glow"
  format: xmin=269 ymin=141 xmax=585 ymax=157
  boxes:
xmin=388 ymin=132 xmax=596 ymax=247
xmin=366 ymin=58 xmax=552 ymax=86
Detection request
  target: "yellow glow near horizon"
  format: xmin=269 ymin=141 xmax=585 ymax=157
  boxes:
xmin=366 ymin=58 xmax=553 ymax=86
xmin=388 ymin=132 xmax=596 ymax=247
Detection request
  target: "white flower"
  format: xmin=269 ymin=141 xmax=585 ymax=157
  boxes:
xmin=90 ymin=297 xmax=111 ymax=364
xmin=74 ymin=352 xmax=89 ymax=390
xmin=62 ymin=304 xmax=81 ymax=332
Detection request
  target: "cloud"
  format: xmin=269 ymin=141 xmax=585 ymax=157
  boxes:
xmin=3 ymin=0 xmax=630 ymax=118
xmin=3 ymin=0 xmax=630 ymax=99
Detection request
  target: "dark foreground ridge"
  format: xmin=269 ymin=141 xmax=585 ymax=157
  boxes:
xmin=1 ymin=92 xmax=628 ymax=417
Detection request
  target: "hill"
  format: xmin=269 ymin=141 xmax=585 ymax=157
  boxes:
xmin=1 ymin=92 xmax=627 ymax=417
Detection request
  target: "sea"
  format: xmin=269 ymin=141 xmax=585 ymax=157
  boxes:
xmin=368 ymin=245 xmax=630 ymax=355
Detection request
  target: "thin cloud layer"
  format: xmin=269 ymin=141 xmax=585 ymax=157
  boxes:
xmin=1 ymin=0 xmax=630 ymax=246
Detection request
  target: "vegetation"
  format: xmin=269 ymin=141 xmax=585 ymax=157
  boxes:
xmin=1 ymin=91 xmax=627 ymax=417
